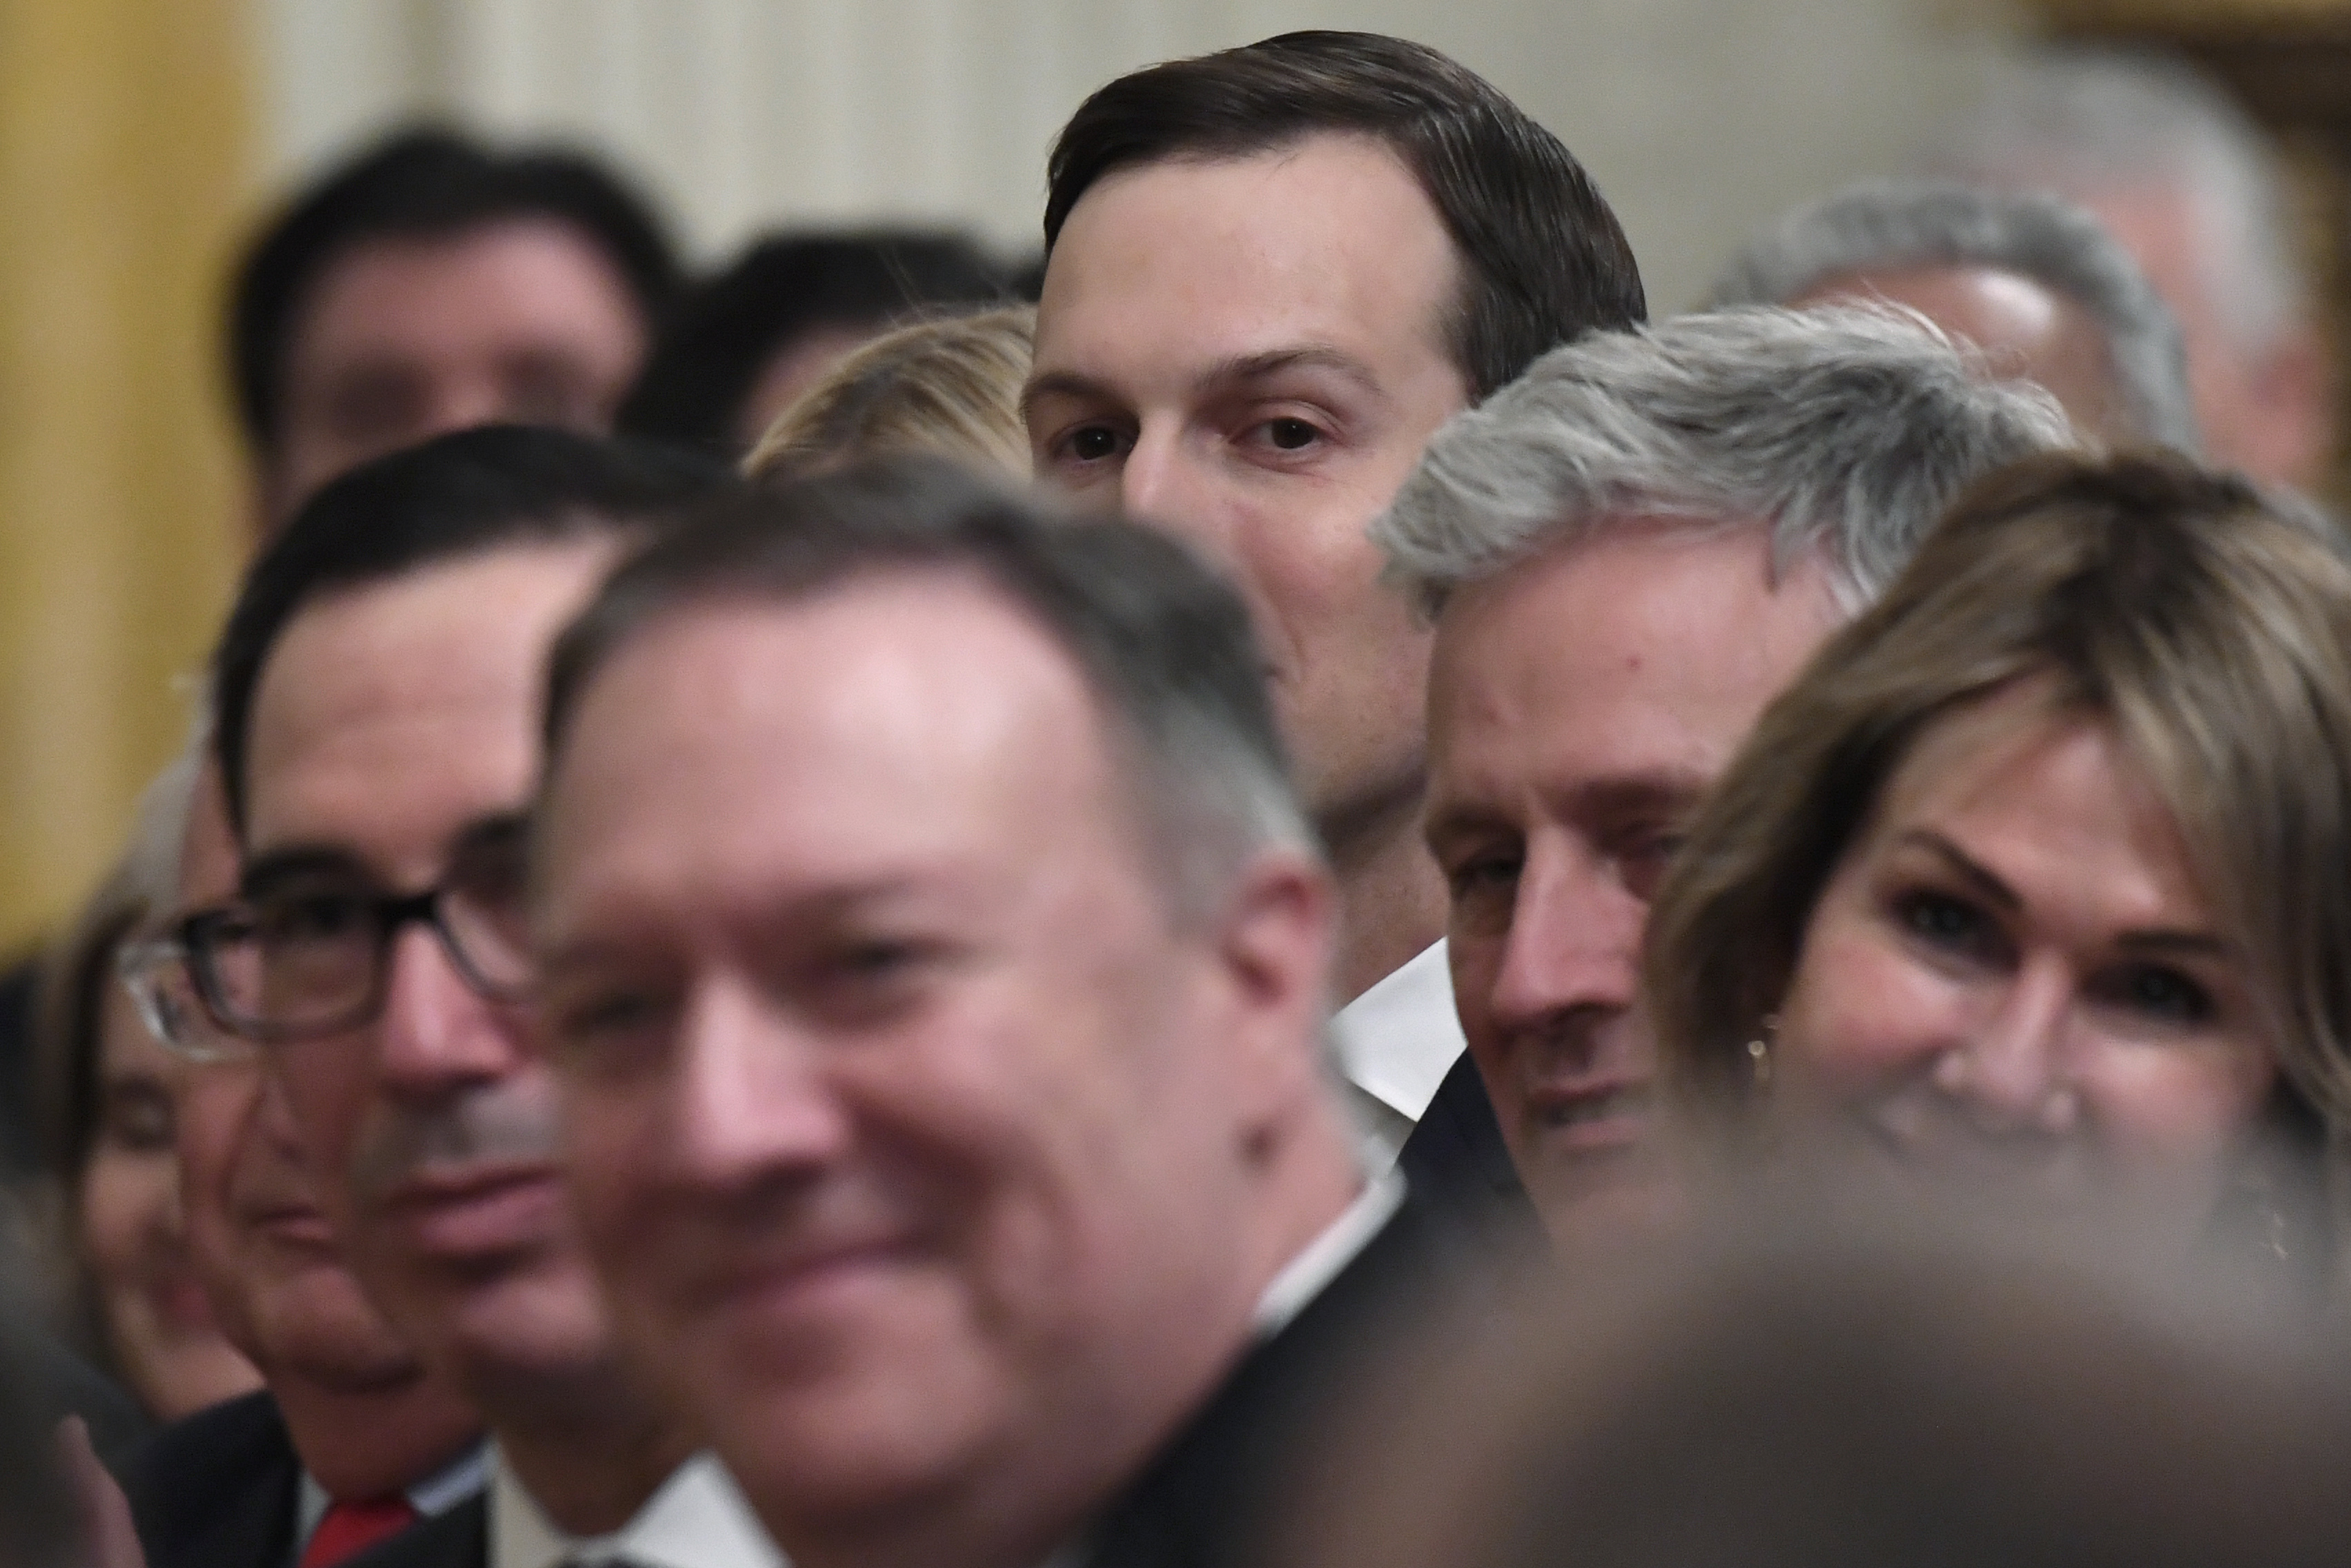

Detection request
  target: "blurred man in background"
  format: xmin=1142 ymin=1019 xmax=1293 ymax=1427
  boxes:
xmin=1712 ymin=179 xmax=2199 ymax=456
xmin=1927 ymin=47 xmax=2332 ymax=493
xmin=617 ymin=230 xmax=1015 ymax=460
xmin=228 ymin=128 xmax=680 ymax=530
xmin=1024 ymin=31 xmax=1645 ymax=1238
xmin=203 ymin=430 xmax=770 ymax=1568
xmin=119 ymin=756 xmax=483 ymax=1568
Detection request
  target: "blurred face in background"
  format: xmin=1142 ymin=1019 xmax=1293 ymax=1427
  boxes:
xmin=1426 ymin=526 xmax=1838 ymax=1244
xmin=239 ymin=545 xmax=622 ymax=1393
xmin=1772 ymin=685 xmax=2276 ymax=1232
xmin=1028 ymin=137 xmax=1468 ymax=838
xmin=172 ymin=764 xmax=448 ymax=1394
xmin=80 ymin=957 xmax=259 ymax=1420
xmin=266 ymin=221 xmax=648 ymax=521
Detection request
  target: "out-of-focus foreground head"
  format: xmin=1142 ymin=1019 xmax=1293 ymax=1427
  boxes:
xmin=1283 ymin=1189 xmax=2351 ymax=1568
xmin=1647 ymin=454 xmax=2351 ymax=1264
xmin=743 ymin=305 xmax=1035 ymax=483
xmin=204 ymin=426 xmax=728 ymax=1414
xmin=229 ymin=126 xmax=680 ymax=528
xmin=1926 ymin=47 xmax=2332 ymax=493
xmin=619 ymin=230 xmax=1016 ymax=461
xmin=1711 ymin=177 xmax=2199 ymax=455
xmin=532 ymin=458 xmax=1354 ymax=1568
xmin=1029 ymin=31 xmax=1644 ymax=968
xmin=1378 ymin=307 xmax=2075 ymax=1245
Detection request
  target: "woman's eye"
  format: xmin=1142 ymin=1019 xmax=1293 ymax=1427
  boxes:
xmin=1894 ymin=890 xmax=1995 ymax=955
xmin=104 ymin=1088 xmax=173 ymax=1153
xmin=2105 ymin=964 xmax=2214 ymax=1025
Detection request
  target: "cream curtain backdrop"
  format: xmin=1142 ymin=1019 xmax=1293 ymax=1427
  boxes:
xmin=0 ymin=0 xmax=248 ymax=954
xmin=260 ymin=0 xmax=2018 ymax=312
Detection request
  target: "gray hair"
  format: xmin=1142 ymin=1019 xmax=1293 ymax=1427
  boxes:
xmin=1925 ymin=46 xmax=2307 ymax=357
xmin=1373 ymin=306 xmax=2079 ymax=619
xmin=1709 ymin=179 xmax=2199 ymax=457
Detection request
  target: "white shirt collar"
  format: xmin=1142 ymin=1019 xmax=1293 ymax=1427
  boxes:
xmin=489 ymin=1449 xmax=783 ymax=1568
xmin=1251 ymin=1169 xmax=1405 ymax=1338
xmin=1331 ymin=940 xmax=1464 ymax=1125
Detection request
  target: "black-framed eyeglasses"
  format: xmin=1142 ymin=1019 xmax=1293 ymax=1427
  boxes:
xmin=180 ymin=850 xmax=535 ymax=1045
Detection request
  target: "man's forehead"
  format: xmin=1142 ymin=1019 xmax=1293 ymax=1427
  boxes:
xmin=246 ymin=543 xmax=615 ymax=852
xmin=1035 ymin=136 xmax=1458 ymax=374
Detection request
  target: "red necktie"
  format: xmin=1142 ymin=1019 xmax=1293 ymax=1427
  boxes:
xmin=299 ymin=1494 xmax=421 ymax=1568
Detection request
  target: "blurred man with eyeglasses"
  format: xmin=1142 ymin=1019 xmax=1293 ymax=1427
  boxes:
xmin=116 ymin=752 xmax=484 ymax=1568
xmin=193 ymin=426 xmax=777 ymax=1568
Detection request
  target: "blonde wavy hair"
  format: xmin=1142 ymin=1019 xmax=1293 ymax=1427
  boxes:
xmin=744 ymin=305 xmax=1034 ymax=483
xmin=1645 ymin=455 xmax=2351 ymax=1175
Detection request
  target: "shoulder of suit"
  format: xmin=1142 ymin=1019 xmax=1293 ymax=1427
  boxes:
xmin=122 ymin=1389 xmax=294 ymax=1499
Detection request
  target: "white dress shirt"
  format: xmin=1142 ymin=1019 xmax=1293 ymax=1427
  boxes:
xmin=1331 ymin=940 xmax=1467 ymax=1171
xmin=489 ymin=1449 xmax=782 ymax=1568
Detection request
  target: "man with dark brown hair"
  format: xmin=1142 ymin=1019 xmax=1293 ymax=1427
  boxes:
xmin=1024 ymin=30 xmax=1645 ymax=1240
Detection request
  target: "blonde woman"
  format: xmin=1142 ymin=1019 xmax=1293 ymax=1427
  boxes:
xmin=1645 ymin=454 xmax=2351 ymax=1271
xmin=744 ymin=305 xmax=1034 ymax=483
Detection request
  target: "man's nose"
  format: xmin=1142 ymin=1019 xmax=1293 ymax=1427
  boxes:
xmin=1118 ymin=426 xmax=1223 ymax=548
xmin=665 ymin=976 xmax=853 ymax=1191
xmin=1934 ymin=956 xmax=2078 ymax=1135
xmin=374 ymin=924 xmax=520 ymax=1092
xmin=1487 ymin=846 xmax=1645 ymax=1040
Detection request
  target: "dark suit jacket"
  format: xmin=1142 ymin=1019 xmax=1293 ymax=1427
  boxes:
xmin=1080 ymin=1195 xmax=1456 ymax=1568
xmin=123 ymin=1389 xmax=301 ymax=1568
xmin=1396 ymin=1050 xmax=1542 ymax=1271
xmin=340 ymin=1491 xmax=486 ymax=1568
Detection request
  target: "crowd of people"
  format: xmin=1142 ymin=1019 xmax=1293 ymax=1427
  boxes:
xmin=1 ymin=24 xmax=2348 ymax=1568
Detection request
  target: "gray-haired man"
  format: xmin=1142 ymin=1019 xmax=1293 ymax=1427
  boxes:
xmin=1925 ymin=47 xmax=2331 ymax=494
xmin=1375 ymin=306 xmax=2076 ymax=1244
xmin=1712 ymin=178 xmax=2199 ymax=457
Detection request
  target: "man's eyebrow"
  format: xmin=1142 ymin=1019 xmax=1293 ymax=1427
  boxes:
xmin=1020 ymin=345 xmax=1388 ymax=421
xmin=239 ymin=845 xmax=370 ymax=898
xmin=451 ymin=810 xmax=529 ymax=862
xmin=1197 ymin=345 xmax=1385 ymax=398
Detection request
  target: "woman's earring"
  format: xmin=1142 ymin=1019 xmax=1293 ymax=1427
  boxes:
xmin=1745 ymin=1013 xmax=1780 ymax=1093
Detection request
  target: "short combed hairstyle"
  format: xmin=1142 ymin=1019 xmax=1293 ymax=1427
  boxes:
xmin=616 ymin=229 xmax=1017 ymax=459
xmin=1645 ymin=457 xmax=2351 ymax=1241
xmin=744 ymin=305 xmax=1035 ymax=483
xmin=542 ymin=458 xmax=1311 ymax=916
xmin=1709 ymin=179 xmax=2201 ymax=456
xmin=1043 ymin=30 xmax=1647 ymax=401
xmin=212 ymin=424 xmax=732 ymax=835
xmin=1372 ymin=306 xmax=2079 ymax=619
xmin=228 ymin=127 xmax=681 ymax=457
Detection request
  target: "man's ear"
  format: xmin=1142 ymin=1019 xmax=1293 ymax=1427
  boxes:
xmin=1207 ymin=847 xmax=1336 ymax=1130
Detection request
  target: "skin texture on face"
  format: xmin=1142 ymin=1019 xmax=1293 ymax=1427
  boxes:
xmin=1425 ymin=526 xmax=1838 ymax=1244
xmin=1792 ymin=265 xmax=2127 ymax=446
xmin=81 ymin=975 xmax=261 ymax=1420
xmin=535 ymin=577 xmax=1347 ymax=1568
xmin=242 ymin=544 xmax=622 ymax=1409
xmin=2070 ymin=185 xmax=2330 ymax=490
xmin=1026 ymin=137 xmax=1467 ymax=940
xmin=1775 ymin=690 xmax=2276 ymax=1233
xmin=268 ymin=220 xmax=648 ymax=521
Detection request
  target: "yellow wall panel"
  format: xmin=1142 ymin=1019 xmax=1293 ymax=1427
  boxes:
xmin=0 ymin=0 xmax=249 ymax=951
